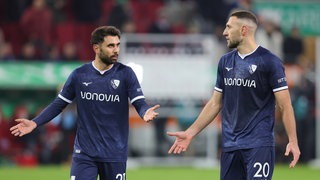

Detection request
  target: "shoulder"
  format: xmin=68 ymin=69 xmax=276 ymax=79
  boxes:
xmin=74 ymin=62 xmax=91 ymax=72
xmin=221 ymin=49 xmax=237 ymax=59
xmin=256 ymin=46 xmax=283 ymax=67
xmin=68 ymin=63 xmax=92 ymax=79
xmin=114 ymin=62 xmax=135 ymax=73
xmin=257 ymin=46 xmax=281 ymax=61
xmin=115 ymin=62 xmax=129 ymax=69
xmin=219 ymin=49 xmax=237 ymax=64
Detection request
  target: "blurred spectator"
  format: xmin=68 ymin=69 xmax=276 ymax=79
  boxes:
xmin=60 ymin=41 xmax=79 ymax=61
xmin=282 ymin=26 xmax=304 ymax=65
xmin=256 ymin=16 xmax=283 ymax=59
xmin=0 ymin=28 xmax=15 ymax=61
xmin=152 ymin=99 xmax=173 ymax=157
xmin=73 ymin=0 xmax=102 ymax=23
xmin=148 ymin=8 xmax=173 ymax=34
xmin=236 ymin=0 xmax=252 ymax=11
xmin=0 ymin=107 xmax=11 ymax=159
xmin=291 ymin=74 xmax=315 ymax=163
xmin=46 ymin=44 xmax=61 ymax=61
xmin=55 ymin=103 xmax=77 ymax=163
xmin=195 ymin=0 xmax=235 ymax=31
xmin=20 ymin=0 xmax=53 ymax=59
xmin=18 ymin=41 xmax=39 ymax=60
xmin=10 ymin=104 xmax=40 ymax=166
xmin=174 ymin=99 xmax=200 ymax=130
xmin=107 ymin=1 xmax=130 ymax=31
xmin=0 ymin=42 xmax=15 ymax=61
xmin=121 ymin=20 xmax=137 ymax=33
xmin=164 ymin=0 xmax=197 ymax=34
xmin=47 ymin=0 xmax=69 ymax=23
xmin=38 ymin=109 xmax=63 ymax=164
xmin=174 ymin=99 xmax=202 ymax=155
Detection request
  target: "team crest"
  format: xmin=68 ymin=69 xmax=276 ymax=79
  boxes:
xmin=248 ymin=64 xmax=257 ymax=74
xmin=111 ymin=79 xmax=120 ymax=89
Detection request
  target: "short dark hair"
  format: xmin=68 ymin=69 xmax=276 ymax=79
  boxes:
xmin=90 ymin=26 xmax=121 ymax=45
xmin=229 ymin=10 xmax=258 ymax=26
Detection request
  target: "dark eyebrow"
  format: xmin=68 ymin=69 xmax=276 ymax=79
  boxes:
xmin=107 ymin=42 xmax=120 ymax=46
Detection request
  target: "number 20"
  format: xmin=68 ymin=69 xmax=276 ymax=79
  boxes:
xmin=253 ymin=162 xmax=270 ymax=178
xmin=116 ymin=173 xmax=126 ymax=180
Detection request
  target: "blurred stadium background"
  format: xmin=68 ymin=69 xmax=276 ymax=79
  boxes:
xmin=0 ymin=0 xmax=319 ymax=178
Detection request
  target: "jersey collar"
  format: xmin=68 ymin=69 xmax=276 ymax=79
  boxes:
xmin=91 ymin=61 xmax=114 ymax=75
xmin=237 ymin=45 xmax=260 ymax=59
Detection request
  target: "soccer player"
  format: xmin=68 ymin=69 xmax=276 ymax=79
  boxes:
xmin=10 ymin=26 xmax=160 ymax=180
xmin=167 ymin=10 xmax=300 ymax=180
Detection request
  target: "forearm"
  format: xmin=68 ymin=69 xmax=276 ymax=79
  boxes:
xmin=186 ymin=96 xmax=222 ymax=138
xmin=280 ymin=105 xmax=298 ymax=143
xmin=33 ymin=97 xmax=69 ymax=126
xmin=275 ymin=90 xmax=299 ymax=143
xmin=132 ymin=98 xmax=150 ymax=119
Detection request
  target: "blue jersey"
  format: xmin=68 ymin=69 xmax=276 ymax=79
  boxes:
xmin=215 ymin=46 xmax=288 ymax=152
xmin=59 ymin=61 xmax=145 ymax=162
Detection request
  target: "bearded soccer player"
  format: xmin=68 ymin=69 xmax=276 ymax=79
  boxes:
xmin=10 ymin=26 xmax=160 ymax=180
xmin=167 ymin=10 xmax=300 ymax=180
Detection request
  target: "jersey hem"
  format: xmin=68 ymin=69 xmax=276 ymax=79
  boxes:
xmin=222 ymin=144 xmax=275 ymax=152
xmin=73 ymin=153 xmax=127 ymax=162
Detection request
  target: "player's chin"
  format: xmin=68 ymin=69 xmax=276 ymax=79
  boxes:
xmin=111 ymin=57 xmax=118 ymax=62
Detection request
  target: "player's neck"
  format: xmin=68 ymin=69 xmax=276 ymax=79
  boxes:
xmin=237 ymin=39 xmax=258 ymax=54
xmin=93 ymin=59 xmax=113 ymax=71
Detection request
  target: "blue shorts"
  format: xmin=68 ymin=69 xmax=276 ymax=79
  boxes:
xmin=220 ymin=147 xmax=275 ymax=180
xmin=70 ymin=157 xmax=126 ymax=180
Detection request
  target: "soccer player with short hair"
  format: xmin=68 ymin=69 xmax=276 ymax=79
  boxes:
xmin=10 ymin=26 xmax=160 ymax=180
xmin=167 ymin=10 xmax=300 ymax=180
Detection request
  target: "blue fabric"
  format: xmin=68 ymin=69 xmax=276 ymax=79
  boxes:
xmin=215 ymin=46 xmax=287 ymax=152
xmin=33 ymin=97 xmax=68 ymax=126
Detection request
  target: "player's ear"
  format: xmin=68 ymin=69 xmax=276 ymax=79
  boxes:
xmin=93 ymin=44 xmax=99 ymax=53
xmin=241 ymin=25 xmax=249 ymax=36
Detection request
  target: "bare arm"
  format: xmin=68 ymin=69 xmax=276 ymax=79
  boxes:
xmin=275 ymin=89 xmax=300 ymax=168
xmin=167 ymin=90 xmax=223 ymax=154
xmin=185 ymin=91 xmax=223 ymax=138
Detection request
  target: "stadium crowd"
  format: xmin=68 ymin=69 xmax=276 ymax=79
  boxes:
xmin=0 ymin=0 xmax=316 ymax=166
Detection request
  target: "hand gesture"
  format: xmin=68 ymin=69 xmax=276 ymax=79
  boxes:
xmin=10 ymin=119 xmax=37 ymax=137
xmin=285 ymin=141 xmax=300 ymax=168
xmin=143 ymin=104 xmax=160 ymax=122
xmin=167 ymin=131 xmax=192 ymax=154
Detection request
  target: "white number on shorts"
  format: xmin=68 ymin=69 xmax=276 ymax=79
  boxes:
xmin=116 ymin=173 xmax=126 ymax=180
xmin=253 ymin=162 xmax=270 ymax=178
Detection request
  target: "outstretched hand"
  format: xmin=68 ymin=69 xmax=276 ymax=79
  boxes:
xmin=143 ymin=104 xmax=160 ymax=122
xmin=10 ymin=119 xmax=37 ymax=137
xmin=167 ymin=131 xmax=192 ymax=154
xmin=285 ymin=141 xmax=300 ymax=168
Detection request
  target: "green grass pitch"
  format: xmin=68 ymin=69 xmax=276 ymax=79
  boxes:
xmin=0 ymin=164 xmax=319 ymax=179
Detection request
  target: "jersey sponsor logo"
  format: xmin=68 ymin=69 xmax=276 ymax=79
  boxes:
xmin=225 ymin=67 xmax=233 ymax=71
xmin=80 ymin=91 xmax=120 ymax=102
xmin=82 ymin=82 xmax=92 ymax=86
xmin=224 ymin=78 xmax=256 ymax=88
xmin=111 ymin=79 xmax=120 ymax=89
xmin=249 ymin=64 xmax=257 ymax=74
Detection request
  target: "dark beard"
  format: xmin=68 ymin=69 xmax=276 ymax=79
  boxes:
xmin=228 ymin=40 xmax=240 ymax=49
xmin=99 ymin=49 xmax=116 ymax=66
xmin=100 ymin=56 xmax=114 ymax=66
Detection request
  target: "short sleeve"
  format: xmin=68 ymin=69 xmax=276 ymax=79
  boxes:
xmin=214 ymin=57 xmax=224 ymax=93
xmin=59 ymin=70 xmax=76 ymax=103
xmin=268 ymin=57 xmax=288 ymax=92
